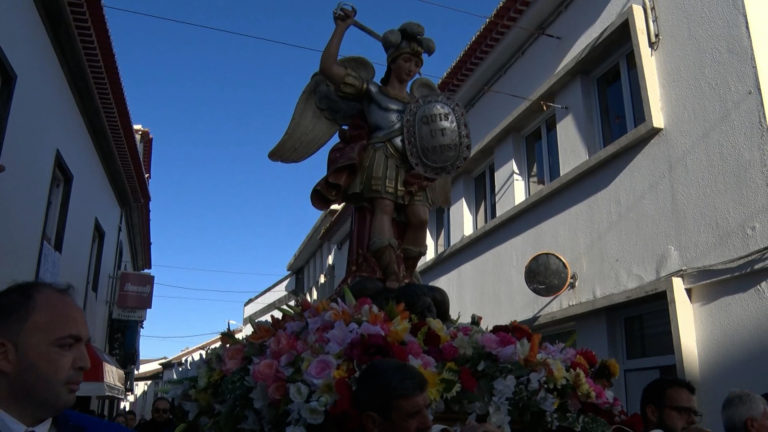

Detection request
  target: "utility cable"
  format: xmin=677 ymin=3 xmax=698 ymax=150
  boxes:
xmin=154 ymin=294 xmax=243 ymax=303
xmin=152 ymin=263 xmax=282 ymax=277
xmin=142 ymin=331 xmax=223 ymax=339
xmin=414 ymin=0 xmax=561 ymax=39
xmin=103 ymin=5 xmax=322 ymax=54
xmin=155 ymin=282 xmax=255 ymax=294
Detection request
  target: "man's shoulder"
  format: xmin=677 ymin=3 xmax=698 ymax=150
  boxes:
xmin=54 ymin=410 xmax=132 ymax=432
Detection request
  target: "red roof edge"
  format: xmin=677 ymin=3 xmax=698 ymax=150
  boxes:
xmin=77 ymin=0 xmax=152 ymax=269
xmin=438 ymin=0 xmax=531 ymax=95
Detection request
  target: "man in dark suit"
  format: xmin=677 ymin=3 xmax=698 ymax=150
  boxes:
xmin=0 ymin=281 xmax=128 ymax=431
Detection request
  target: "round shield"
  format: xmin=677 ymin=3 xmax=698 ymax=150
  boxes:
xmin=403 ymin=94 xmax=471 ymax=178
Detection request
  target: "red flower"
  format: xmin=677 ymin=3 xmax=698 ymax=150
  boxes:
xmin=423 ymin=328 xmax=442 ymax=348
xmin=577 ymin=348 xmax=598 ymax=368
xmin=570 ymin=356 xmax=590 ymax=374
xmin=329 ymin=379 xmax=353 ymax=415
xmin=344 ymin=334 xmax=392 ymax=365
xmin=618 ymin=413 xmax=645 ymax=432
xmin=459 ymin=367 xmax=478 ymax=393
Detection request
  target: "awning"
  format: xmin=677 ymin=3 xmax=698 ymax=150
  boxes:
xmin=77 ymin=344 xmax=126 ymax=399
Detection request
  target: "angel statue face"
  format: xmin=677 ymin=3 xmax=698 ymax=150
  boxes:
xmin=390 ymin=53 xmax=423 ymax=85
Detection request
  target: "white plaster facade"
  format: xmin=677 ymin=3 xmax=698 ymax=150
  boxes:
xmin=414 ymin=0 xmax=768 ymax=428
xmin=0 ymin=0 xmax=151 ymax=409
xmin=275 ymin=0 xmax=767 ymax=429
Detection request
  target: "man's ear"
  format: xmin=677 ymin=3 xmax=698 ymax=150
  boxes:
xmin=745 ymin=416 xmax=757 ymax=432
xmin=361 ymin=412 xmax=382 ymax=432
xmin=0 ymin=338 xmax=17 ymax=373
xmin=645 ymin=404 xmax=659 ymax=426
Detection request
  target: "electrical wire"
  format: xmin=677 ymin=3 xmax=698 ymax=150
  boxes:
xmin=103 ymin=5 xmax=322 ymax=54
xmin=155 ymin=282 xmax=255 ymax=294
xmin=414 ymin=0 xmax=561 ymax=39
xmin=153 ymin=294 xmax=243 ymax=303
xmin=142 ymin=331 xmax=222 ymax=339
xmin=152 ymin=264 xmax=282 ymax=277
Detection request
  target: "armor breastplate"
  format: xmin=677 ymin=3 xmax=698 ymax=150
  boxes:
xmin=366 ymin=84 xmax=407 ymax=151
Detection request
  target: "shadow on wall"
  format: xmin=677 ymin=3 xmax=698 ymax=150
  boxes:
xmin=424 ymin=136 xmax=650 ymax=282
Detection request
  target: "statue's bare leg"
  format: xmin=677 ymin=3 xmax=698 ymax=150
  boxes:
xmin=402 ymin=202 xmax=429 ymax=282
xmin=369 ymin=198 xmax=402 ymax=289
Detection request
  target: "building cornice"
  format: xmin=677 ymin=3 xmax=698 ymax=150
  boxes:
xmin=438 ymin=0 xmax=531 ymax=95
xmin=34 ymin=0 xmax=151 ymax=269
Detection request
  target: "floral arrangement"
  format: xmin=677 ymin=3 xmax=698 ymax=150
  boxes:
xmin=173 ymin=293 xmax=630 ymax=432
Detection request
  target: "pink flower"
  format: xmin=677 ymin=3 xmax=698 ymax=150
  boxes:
xmin=305 ymin=355 xmax=337 ymax=385
xmin=440 ymin=342 xmax=459 ymax=361
xmin=480 ymin=333 xmax=501 ymax=352
xmin=404 ymin=340 xmax=423 ymax=357
xmin=251 ymin=358 xmax=283 ymax=385
xmin=269 ymin=330 xmax=298 ymax=359
xmin=221 ymin=344 xmax=245 ymax=375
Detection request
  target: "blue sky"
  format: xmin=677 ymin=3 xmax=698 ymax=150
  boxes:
xmin=103 ymin=0 xmax=502 ymax=359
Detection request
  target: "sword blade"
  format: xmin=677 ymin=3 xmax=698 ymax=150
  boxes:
xmin=351 ymin=19 xmax=381 ymax=42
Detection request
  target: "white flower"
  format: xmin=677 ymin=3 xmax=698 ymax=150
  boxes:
xmin=527 ymin=370 xmax=545 ymax=391
xmin=250 ymin=383 xmax=269 ymax=409
xmin=289 ymin=382 xmax=310 ymax=403
xmin=453 ymin=334 xmax=474 ymax=356
xmin=488 ymin=402 xmax=511 ymax=432
xmin=301 ymin=401 xmax=326 ymax=425
xmin=492 ymin=375 xmax=517 ymax=400
xmin=536 ymin=390 xmax=557 ymax=412
xmin=517 ymin=338 xmax=531 ymax=361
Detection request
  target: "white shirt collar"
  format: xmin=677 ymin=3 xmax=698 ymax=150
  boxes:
xmin=0 ymin=410 xmax=52 ymax=432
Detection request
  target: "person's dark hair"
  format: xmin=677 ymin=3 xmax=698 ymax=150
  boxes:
xmin=354 ymin=359 xmax=427 ymax=420
xmin=152 ymin=396 xmax=171 ymax=409
xmin=126 ymin=410 xmax=136 ymax=417
xmin=640 ymin=377 xmax=696 ymax=425
xmin=0 ymin=281 xmax=73 ymax=343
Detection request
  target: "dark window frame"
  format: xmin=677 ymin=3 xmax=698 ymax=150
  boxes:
xmin=0 ymin=45 xmax=18 ymax=157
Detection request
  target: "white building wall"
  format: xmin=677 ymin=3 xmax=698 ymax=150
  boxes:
xmin=419 ymin=0 xmax=768 ymax=428
xmin=0 ymin=1 xmax=134 ymax=347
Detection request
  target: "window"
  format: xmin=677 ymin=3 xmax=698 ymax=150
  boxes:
xmin=37 ymin=153 xmax=73 ymax=281
xmin=0 ymin=45 xmax=17 ymax=155
xmin=473 ymin=162 xmax=496 ymax=230
xmin=613 ymin=299 xmax=677 ymax=415
xmin=41 ymin=153 xmax=73 ymax=252
xmin=524 ymin=116 xmax=560 ymax=196
xmin=596 ymin=50 xmax=646 ymax=146
xmin=432 ymin=206 xmax=450 ymax=254
xmin=85 ymin=219 xmax=105 ymax=297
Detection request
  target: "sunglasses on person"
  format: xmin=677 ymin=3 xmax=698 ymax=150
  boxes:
xmin=153 ymin=408 xmax=170 ymax=414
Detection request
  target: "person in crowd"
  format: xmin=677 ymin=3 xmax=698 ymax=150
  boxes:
xmin=0 ymin=281 xmax=129 ymax=431
xmin=125 ymin=410 xmax=138 ymax=429
xmin=640 ymin=377 xmax=710 ymax=432
xmin=354 ymin=359 xmax=499 ymax=432
xmin=113 ymin=412 xmax=128 ymax=426
xmin=721 ymin=389 xmax=768 ymax=432
xmin=135 ymin=397 xmax=176 ymax=432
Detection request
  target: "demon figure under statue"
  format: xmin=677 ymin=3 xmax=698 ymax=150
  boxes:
xmin=269 ymin=5 xmax=470 ymax=295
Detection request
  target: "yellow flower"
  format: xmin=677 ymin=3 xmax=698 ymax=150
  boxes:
xmin=426 ymin=318 xmax=450 ymax=344
xmin=569 ymin=369 xmax=595 ymax=401
xmin=547 ymin=359 xmax=566 ymax=386
xmin=605 ymin=358 xmax=620 ymax=379
xmin=387 ymin=315 xmax=411 ymax=343
xmin=419 ymin=367 xmax=442 ymax=401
